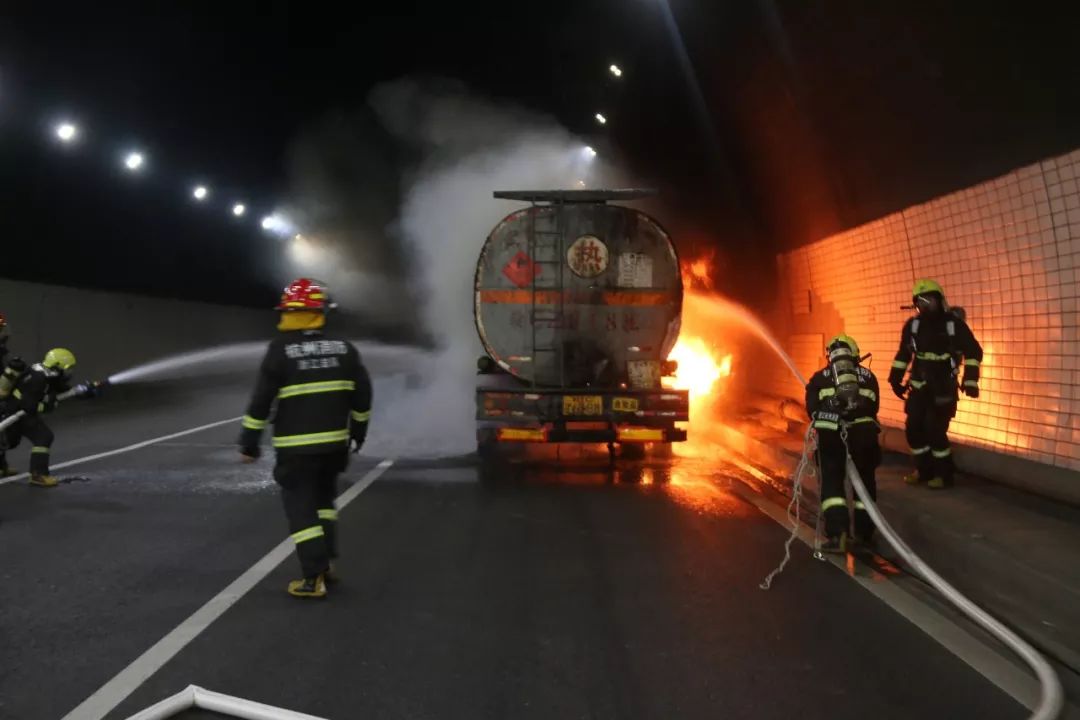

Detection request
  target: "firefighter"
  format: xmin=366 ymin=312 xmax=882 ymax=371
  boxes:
xmin=805 ymin=334 xmax=881 ymax=552
xmin=239 ymin=278 xmax=373 ymax=599
xmin=0 ymin=313 xmax=26 ymax=402
xmin=889 ymin=279 xmax=982 ymax=489
xmin=0 ymin=348 xmax=78 ymax=487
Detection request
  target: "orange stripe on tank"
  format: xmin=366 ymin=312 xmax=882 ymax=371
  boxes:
xmin=478 ymin=290 xmax=670 ymax=306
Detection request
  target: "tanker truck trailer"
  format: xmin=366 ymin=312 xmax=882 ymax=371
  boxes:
xmin=475 ymin=189 xmax=689 ymax=454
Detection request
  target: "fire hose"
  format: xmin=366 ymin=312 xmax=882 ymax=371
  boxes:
xmin=0 ymin=380 xmax=109 ymax=433
xmin=760 ymin=372 xmax=1064 ymax=720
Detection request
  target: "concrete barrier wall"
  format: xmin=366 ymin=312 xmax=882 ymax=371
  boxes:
xmin=0 ymin=279 xmax=274 ymax=382
xmin=765 ymin=146 xmax=1080 ymax=501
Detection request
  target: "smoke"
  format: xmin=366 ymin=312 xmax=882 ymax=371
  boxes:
xmin=284 ymin=77 xmax=624 ymax=458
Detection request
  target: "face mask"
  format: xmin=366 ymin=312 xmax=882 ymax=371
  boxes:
xmin=915 ymin=294 xmax=942 ymax=315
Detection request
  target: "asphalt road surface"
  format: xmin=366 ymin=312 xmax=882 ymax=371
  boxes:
xmin=0 ymin=371 xmax=1035 ymax=720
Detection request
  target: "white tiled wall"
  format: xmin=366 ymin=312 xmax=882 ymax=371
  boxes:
xmin=770 ymin=147 xmax=1080 ymax=471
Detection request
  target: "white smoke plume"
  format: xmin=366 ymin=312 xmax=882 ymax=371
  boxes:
xmin=286 ymin=77 xmax=623 ymax=458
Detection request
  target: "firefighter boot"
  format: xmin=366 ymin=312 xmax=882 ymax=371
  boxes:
xmin=927 ymin=477 xmax=946 ymax=490
xmin=324 ymin=562 xmax=340 ymax=585
xmin=30 ymin=474 xmax=58 ymax=488
xmin=287 ymin=574 xmax=327 ymax=599
xmin=820 ymin=532 xmax=848 ymax=554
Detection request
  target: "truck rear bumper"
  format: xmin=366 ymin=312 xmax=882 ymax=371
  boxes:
xmin=476 ymin=386 xmax=689 ymax=444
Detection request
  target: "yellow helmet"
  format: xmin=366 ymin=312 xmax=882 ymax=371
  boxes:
xmin=913 ymin=278 xmax=944 ymax=299
xmin=826 ymin=334 xmax=859 ymax=358
xmin=43 ymin=348 xmax=77 ymax=371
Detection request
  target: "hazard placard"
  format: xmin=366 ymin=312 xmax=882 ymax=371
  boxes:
xmin=502 ymin=251 xmax=539 ymax=288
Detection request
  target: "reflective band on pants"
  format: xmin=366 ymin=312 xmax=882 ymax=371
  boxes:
xmin=291 ymin=525 xmax=325 ymax=544
xmin=351 ymin=410 xmax=371 ymax=422
xmin=933 ymin=448 xmax=952 ymax=458
xmin=911 ymin=446 xmax=931 ymax=455
xmin=317 ymin=508 xmax=338 ymax=521
xmin=822 ymin=497 xmax=847 ymax=511
xmin=31 ymin=446 xmax=50 ymax=454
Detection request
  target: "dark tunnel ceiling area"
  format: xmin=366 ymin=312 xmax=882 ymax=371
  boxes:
xmin=0 ymin=1 xmax=1078 ymax=307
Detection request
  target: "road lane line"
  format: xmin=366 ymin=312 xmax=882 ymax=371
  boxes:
xmin=60 ymin=458 xmax=395 ymax=720
xmin=0 ymin=416 xmax=245 ymax=486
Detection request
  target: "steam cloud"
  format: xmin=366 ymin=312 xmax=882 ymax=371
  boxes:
xmin=285 ymin=77 xmax=623 ymax=458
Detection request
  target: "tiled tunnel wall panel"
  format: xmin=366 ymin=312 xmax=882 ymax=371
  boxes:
xmin=768 ymin=148 xmax=1080 ymax=471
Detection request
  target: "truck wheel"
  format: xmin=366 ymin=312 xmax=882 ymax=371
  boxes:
xmin=619 ymin=443 xmax=646 ymax=461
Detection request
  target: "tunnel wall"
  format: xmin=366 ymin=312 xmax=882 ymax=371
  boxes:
xmin=0 ymin=278 xmax=273 ymax=382
xmin=766 ymin=147 xmax=1080 ymax=500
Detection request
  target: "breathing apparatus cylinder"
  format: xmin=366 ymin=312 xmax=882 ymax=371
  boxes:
xmin=826 ymin=338 xmax=860 ymax=416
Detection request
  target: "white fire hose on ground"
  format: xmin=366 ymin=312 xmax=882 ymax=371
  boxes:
xmin=760 ymin=371 xmax=1064 ymax=720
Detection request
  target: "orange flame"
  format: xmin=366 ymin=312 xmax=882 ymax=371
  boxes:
xmin=667 ymin=255 xmax=733 ymax=416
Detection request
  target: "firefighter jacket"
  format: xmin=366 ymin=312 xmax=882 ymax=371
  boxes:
xmin=805 ymin=365 xmax=880 ymax=432
xmin=9 ymin=364 xmax=69 ymax=415
xmin=240 ymin=330 xmax=372 ymax=456
xmin=888 ymin=311 xmax=983 ymax=399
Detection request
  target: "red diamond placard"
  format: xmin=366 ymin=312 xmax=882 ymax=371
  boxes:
xmin=502 ymin=250 xmax=540 ymax=288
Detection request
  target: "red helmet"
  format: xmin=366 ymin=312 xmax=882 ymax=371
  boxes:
xmin=275 ymin=278 xmax=334 ymax=311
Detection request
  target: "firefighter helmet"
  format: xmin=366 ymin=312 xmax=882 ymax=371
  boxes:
xmin=275 ymin=278 xmax=334 ymax=312
xmin=826 ymin=334 xmax=859 ymax=359
xmin=43 ymin=348 xmax=77 ymax=371
xmin=912 ymin=278 xmax=944 ymax=300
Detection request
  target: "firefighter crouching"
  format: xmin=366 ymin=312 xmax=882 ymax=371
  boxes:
xmin=239 ymin=278 xmax=373 ymax=599
xmin=888 ymin=279 xmax=982 ymax=490
xmin=805 ymin=335 xmax=881 ymax=553
xmin=0 ymin=348 xmax=78 ymax=486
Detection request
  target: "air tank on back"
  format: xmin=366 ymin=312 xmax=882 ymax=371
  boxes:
xmin=474 ymin=189 xmax=682 ymax=389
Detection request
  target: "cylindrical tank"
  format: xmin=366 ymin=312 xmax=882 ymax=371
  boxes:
xmin=475 ymin=195 xmax=682 ymax=388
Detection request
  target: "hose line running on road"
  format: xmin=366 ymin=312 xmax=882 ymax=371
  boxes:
xmin=759 ymin=425 xmax=817 ymax=590
xmin=756 ymin=362 xmax=1064 ymax=719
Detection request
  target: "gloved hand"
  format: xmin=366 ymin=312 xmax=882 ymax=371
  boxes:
xmin=890 ymin=382 xmax=907 ymax=400
xmin=349 ymin=427 xmax=367 ymax=455
xmin=962 ymin=383 xmax=980 ymax=399
xmin=240 ymin=446 xmax=261 ymax=463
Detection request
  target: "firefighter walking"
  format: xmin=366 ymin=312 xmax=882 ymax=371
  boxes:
xmin=889 ymin=279 xmax=982 ymax=489
xmin=805 ymin=335 xmax=881 ymax=552
xmin=239 ymin=278 xmax=372 ymax=599
xmin=0 ymin=348 xmax=78 ymax=486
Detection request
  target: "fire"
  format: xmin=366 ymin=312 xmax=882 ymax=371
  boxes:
xmin=664 ymin=335 xmax=732 ymax=400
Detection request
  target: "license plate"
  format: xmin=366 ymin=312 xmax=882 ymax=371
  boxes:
xmin=612 ymin=397 xmax=639 ymax=412
xmin=562 ymin=395 xmax=603 ymax=416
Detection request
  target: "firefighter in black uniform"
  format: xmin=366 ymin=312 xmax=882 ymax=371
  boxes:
xmin=889 ymin=279 xmax=983 ymax=489
xmin=239 ymin=278 xmax=373 ymax=599
xmin=805 ymin=334 xmax=881 ymax=552
xmin=0 ymin=313 xmax=27 ymax=404
xmin=0 ymin=348 xmax=78 ymax=486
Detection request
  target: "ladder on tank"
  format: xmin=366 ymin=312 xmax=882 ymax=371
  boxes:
xmin=527 ymin=199 xmax=565 ymax=387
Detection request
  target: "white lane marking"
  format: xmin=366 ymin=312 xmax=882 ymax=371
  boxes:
xmin=0 ymin=416 xmax=244 ymax=486
xmin=725 ymin=473 xmax=1043 ymax=711
xmin=61 ymin=458 xmax=395 ymax=720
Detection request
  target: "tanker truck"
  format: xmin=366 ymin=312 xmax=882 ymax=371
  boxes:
xmin=475 ymin=189 xmax=689 ymax=455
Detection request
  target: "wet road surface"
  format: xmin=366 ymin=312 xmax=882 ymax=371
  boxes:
xmin=0 ymin=376 xmax=1029 ymax=719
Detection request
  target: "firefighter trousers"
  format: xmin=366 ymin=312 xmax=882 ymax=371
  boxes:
xmin=1 ymin=415 xmax=55 ymax=475
xmin=905 ymin=390 xmax=956 ymax=484
xmin=274 ymin=451 xmax=346 ymax=579
xmin=816 ymin=425 xmax=880 ymax=541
